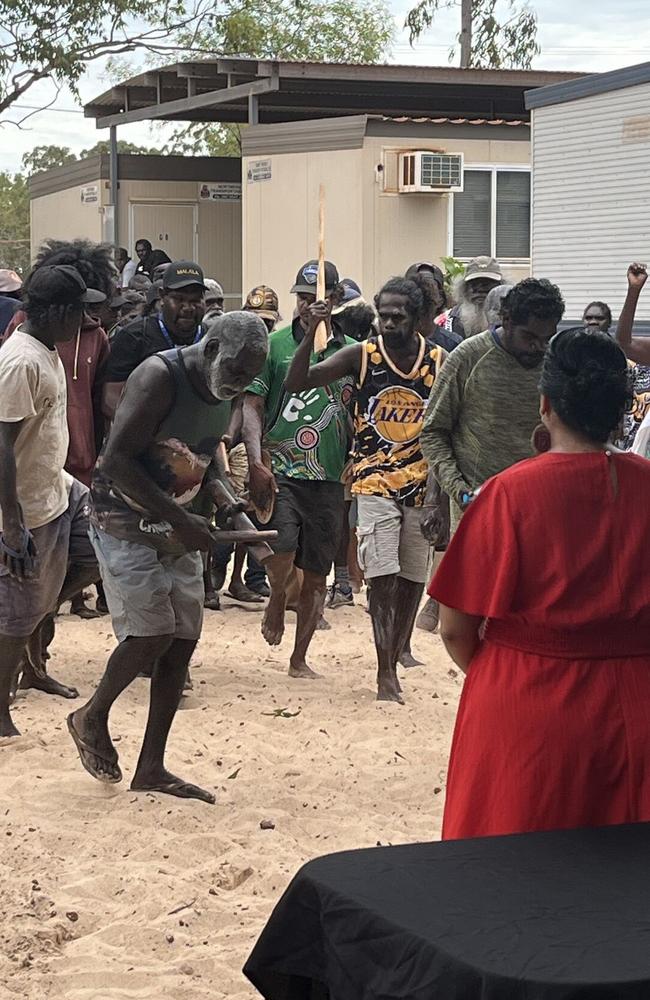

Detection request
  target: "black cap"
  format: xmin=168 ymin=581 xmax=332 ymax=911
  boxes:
xmin=291 ymin=259 xmax=339 ymax=296
xmin=405 ymin=262 xmax=445 ymax=289
xmin=162 ymin=261 xmax=206 ymax=291
xmin=26 ymin=264 xmax=106 ymax=306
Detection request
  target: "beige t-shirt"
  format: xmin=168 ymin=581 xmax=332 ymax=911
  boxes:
xmin=0 ymin=328 xmax=70 ymax=530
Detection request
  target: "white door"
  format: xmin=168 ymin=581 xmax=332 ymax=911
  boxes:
xmin=129 ymin=202 xmax=198 ymax=261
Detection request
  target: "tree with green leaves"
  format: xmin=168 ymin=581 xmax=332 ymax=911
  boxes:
xmin=0 ymin=171 xmax=30 ymax=273
xmin=0 ymin=0 xmax=213 ymax=121
xmin=21 ymin=142 xmax=162 ymax=178
xmin=406 ymin=0 xmax=540 ymax=70
xmin=21 ymin=146 xmax=76 ymax=175
xmin=158 ymin=0 xmax=395 ymax=155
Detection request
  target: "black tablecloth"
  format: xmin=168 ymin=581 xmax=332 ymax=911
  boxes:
xmin=244 ymin=823 xmax=650 ymax=1000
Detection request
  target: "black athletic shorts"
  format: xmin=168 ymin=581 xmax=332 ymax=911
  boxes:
xmin=270 ymin=477 xmax=344 ymax=577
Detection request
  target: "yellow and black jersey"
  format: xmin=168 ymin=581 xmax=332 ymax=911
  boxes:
xmin=351 ymin=334 xmax=445 ymax=506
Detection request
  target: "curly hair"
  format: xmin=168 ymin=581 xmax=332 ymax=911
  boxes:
xmin=502 ymin=278 xmax=565 ymax=328
xmin=31 ymin=239 xmax=117 ymax=297
xmin=374 ymin=277 xmax=424 ymax=322
xmin=540 ymin=327 xmax=631 ymax=443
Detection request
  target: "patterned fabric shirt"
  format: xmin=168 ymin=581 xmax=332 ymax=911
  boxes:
xmin=246 ymin=321 xmax=354 ymax=482
xmin=350 ymin=334 xmax=445 ymax=506
xmin=617 ymin=361 xmax=650 ymax=450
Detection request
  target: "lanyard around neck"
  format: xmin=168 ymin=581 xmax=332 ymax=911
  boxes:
xmin=157 ymin=317 xmax=202 ymax=349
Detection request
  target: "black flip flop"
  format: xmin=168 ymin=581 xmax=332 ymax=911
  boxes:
xmin=67 ymin=713 xmax=122 ymax=784
xmin=131 ymin=778 xmax=215 ymax=804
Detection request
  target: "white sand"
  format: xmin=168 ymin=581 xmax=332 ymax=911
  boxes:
xmin=0 ymin=596 xmax=461 ymax=999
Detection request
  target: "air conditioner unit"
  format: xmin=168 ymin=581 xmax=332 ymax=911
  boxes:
xmin=398 ymin=151 xmax=464 ymax=194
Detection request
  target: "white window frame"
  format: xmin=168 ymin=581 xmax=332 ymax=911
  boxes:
xmin=447 ymin=164 xmax=531 ymax=264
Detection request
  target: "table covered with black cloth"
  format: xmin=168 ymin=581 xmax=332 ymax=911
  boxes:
xmin=244 ymin=823 xmax=650 ymax=1000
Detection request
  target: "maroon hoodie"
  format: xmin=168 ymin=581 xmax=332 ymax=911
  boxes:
xmin=2 ymin=312 xmax=110 ymax=486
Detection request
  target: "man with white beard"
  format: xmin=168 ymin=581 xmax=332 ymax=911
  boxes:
xmin=435 ymin=257 xmax=503 ymax=341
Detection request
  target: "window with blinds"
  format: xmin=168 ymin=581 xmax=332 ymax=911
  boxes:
xmin=496 ymin=172 xmax=530 ymax=258
xmin=453 ymin=171 xmax=491 ymax=258
xmin=453 ymin=169 xmax=531 ymax=260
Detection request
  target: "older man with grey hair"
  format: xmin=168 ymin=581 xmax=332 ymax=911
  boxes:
xmin=437 ymin=256 xmax=504 ymax=341
xmin=68 ymin=312 xmax=269 ymax=804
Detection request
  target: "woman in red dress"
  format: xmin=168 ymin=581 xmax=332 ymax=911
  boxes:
xmin=430 ymin=328 xmax=650 ymax=839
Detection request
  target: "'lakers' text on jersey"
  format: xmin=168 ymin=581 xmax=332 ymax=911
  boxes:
xmin=351 ymin=335 xmax=445 ymax=506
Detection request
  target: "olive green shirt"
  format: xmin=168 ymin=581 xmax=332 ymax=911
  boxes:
xmin=421 ymin=330 xmax=541 ymax=505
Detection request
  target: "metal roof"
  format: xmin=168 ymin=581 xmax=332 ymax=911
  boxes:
xmin=84 ymin=56 xmax=583 ymax=129
xmin=525 ymin=60 xmax=650 ymax=110
xmin=28 ymin=154 xmax=239 ymax=199
xmin=240 ymin=113 xmax=530 ymax=157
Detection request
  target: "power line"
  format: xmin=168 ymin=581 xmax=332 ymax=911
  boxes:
xmin=11 ymin=103 xmax=85 ymax=115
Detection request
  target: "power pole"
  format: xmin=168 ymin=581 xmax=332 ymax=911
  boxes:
xmin=460 ymin=0 xmax=472 ymax=68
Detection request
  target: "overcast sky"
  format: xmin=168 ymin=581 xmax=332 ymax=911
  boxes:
xmin=2 ymin=0 xmax=649 ymax=172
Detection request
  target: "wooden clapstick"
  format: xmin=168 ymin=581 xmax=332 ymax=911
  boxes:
xmin=314 ymin=184 xmax=328 ymax=354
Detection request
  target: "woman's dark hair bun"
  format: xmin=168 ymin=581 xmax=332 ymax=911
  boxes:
xmin=540 ymin=328 xmax=631 ymax=443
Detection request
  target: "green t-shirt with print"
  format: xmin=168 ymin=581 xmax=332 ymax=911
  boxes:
xmin=246 ymin=322 xmax=354 ymax=482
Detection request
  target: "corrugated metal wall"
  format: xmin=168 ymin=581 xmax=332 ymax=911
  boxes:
xmin=531 ymin=81 xmax=650 ymax=321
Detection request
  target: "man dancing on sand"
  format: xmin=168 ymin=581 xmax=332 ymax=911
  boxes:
xmin=286 ymin=276 xmax=445 ymax=703
xmin=67 ymin=313 xmax=268 ymax=803
xmin=242 ymin=260 xmax=353 ymax=680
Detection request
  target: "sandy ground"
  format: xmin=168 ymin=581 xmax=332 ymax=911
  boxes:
xmin=0 ymin=593 xmax=461 ymax=1000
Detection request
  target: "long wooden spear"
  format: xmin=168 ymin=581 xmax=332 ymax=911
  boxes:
xmin=314 ymin=184 xmax=329 ymax=354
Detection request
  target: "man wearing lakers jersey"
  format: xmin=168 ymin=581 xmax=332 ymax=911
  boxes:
xmin=286 ymin=276 xmax=445 ymax=703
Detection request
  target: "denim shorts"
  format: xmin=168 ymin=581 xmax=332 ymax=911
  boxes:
xmin=89 ymin=525 xmax=204 ymax=643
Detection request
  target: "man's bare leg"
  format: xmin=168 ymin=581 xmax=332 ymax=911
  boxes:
xmin=368 ymin=575 xmax=403 ymax=703
xmin=261 ymin=552 xmax=295 ymax=645
xmin=0 ymin=635 xmax=29 ymax=737
xmin=394 ymin=580 xmax=425 ymax=670
xmin=289 ymin=569 xmax=326 ymax=679
xmin=68 ymin=634 xmax=173 ymax=782
xmin=131 ymin=638 xmax=215 ymax=804
xmin=285 ymin=565 xmax=302 ymax=611
xmin=20 ymin=561 xmax=98 ymax=699
xmin=227 ymin=545 xmax=263 ymax=603
xmin=19 ymin=617 xmax=79 ymax=699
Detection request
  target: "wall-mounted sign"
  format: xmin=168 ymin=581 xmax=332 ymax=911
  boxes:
xmin=81 ymin=184 xmax=99 ymax=204
xmin=199 ymin=182 xmax=242 ymax=202
xmin=247 ymin=159 xmax=272 ymax=183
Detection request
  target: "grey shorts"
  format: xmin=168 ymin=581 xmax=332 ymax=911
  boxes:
xmin=0 ymin=479 xmax=96 ymax=637
xmin=356 ymin=495 xmax=431 ymax=584
xmin=90 ymin=525 xmax=204 ymax=643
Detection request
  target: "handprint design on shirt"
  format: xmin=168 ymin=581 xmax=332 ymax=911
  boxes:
xmin=281 ymin=388 xmax=321 ymax=424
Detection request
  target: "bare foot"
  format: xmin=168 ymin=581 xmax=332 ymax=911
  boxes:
xmin=20 ymin=670 xmax=79 ymax=699
xmin=398 ymin=651 xmax=424 ymax=669
xmin=377 ymin=676 xmax=405 ymax=705
xmin=131 ymin=767 xmax=215 ymax=804
xmin=226 ymin=581 xmax=264 ymax=603
xmin=0 ymin=713 xmax=20 ymax=738
xmin=67 ymin=708 xmax=121 ymax=782
xmin=204 ymin=590 xmax=221 ymax=611
xmin=262 ymin=598 xmax=285 ymax=646
xmin=289 ymin=660 xmax=322 ymax=679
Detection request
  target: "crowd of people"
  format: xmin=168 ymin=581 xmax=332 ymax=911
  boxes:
xmin=1 ymin=235 xmax=650 ymax=835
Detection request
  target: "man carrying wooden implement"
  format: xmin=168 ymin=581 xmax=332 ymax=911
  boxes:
xmin=286 ymin=276 xmax=446 ymax=703
xmin=242 ymin=260 xmax=352 ymax=680
xmin=68 ymin=312 xmax=270 ymax=804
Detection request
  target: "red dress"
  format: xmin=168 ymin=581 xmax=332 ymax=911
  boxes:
xmin=429 ymin=451 xmax=650 ymax=840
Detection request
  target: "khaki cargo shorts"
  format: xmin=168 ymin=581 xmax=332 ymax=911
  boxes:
xmin=356 ymin=495 xmax=431 ymax=584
